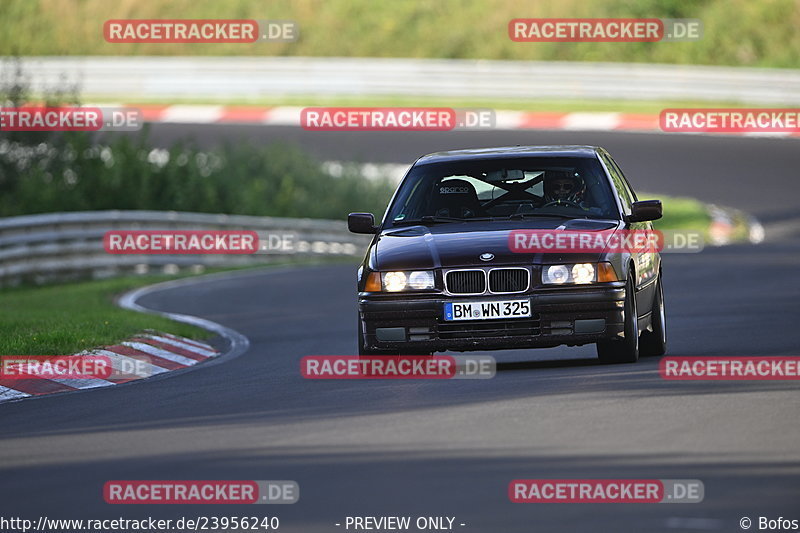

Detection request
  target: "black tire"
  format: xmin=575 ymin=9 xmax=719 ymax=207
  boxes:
xmin=357 ymin=316 xmax=399 ymax=356
xmin=596 ymin=274 xmax=639 ymax=364
xmin=639 ymin=274 xmax=667 ymax=357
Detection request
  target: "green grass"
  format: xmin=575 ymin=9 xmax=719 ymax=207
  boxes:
xmin=2 ymin=0 xmax=799 ymax=68
xmin=638 ymin=193 xmax=751 ymax=243
xmin=646 ymin=193 xmax=711 ymax=231
xmin=0 ymin=275 xmax=209 ymax=356
xmin=0 ymin=258 xmax=357 ymax=357
xmin=94 ymin=95 xmax=747 ymax=114
xmin=645 ymin=192 xmax=754 ymax=245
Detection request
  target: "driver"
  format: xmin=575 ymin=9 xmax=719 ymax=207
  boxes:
xmin=543 ymin=170 xmax=586 ymax=205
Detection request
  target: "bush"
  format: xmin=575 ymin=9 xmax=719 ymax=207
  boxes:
xmin=0 ymin=131 xmax=396 ymax=219
xmin=2 ymin=0 xmax=799 ymax=68
xmin=0 ymin=58 xmax=396 ymax=219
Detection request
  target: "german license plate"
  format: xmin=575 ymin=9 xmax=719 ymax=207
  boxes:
xmin=444 ymin=299 xmax=531 ymax=321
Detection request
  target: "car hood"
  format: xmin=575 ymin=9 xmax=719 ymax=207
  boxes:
xmin=372 ymin=218 xmax=621 ymax=270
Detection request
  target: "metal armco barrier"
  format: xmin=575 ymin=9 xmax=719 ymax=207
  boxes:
xmin=0 ymin=210 xmax=370 ymax=286
xmin=8 ymin=57 xmax=800 ymax=105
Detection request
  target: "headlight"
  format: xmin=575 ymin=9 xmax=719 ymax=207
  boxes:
xmin=383 ymin=271 xmax=408 ymax=292
xmin=381 ymin=270 xmax=435 ymax=291
xmin=542 ymin=265 xmax=570 ymax=284
xmin=571 ymin=263 xmax=595 ymax=284
xmin=408 ymin=270 xmax=435 ymax=290
xmin=543 ymin=263 xmax=606 ymax=284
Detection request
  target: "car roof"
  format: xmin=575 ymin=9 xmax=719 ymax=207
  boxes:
xmin=415 ymin=145 xmax=603 ymax=165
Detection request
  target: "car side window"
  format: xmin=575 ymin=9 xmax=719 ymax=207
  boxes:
xmin=607 ymin=155 xmax=638 ymax=202
xmin=600 ymin=153 xmax=633 ymax=215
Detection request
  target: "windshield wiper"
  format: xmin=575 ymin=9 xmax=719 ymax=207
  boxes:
xmin=391 ymin=215 xmax=489 ymax=226
xmin=502 ymin=213 xmax=587 ymax=220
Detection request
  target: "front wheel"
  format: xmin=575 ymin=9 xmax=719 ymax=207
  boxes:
xmin=639 ymin=275 xmax=667 ymax=357
xmin=596 ymin=274 xmax=639 ymax=364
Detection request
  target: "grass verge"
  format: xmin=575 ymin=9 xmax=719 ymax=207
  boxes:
xmin=0 ymin=274 xmax=209 ymax=356
xmin=647 ymin=193 xmax=711 ymax=231
xmin=97 ymin=96 xmax=746 ymax=115
xmin=0 ymin=259 xmax=355 ymax=356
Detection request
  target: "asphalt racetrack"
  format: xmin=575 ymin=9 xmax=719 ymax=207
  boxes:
xmin=1 ymin=127 xmax=799 ymax=532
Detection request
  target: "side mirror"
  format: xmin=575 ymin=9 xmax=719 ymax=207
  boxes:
xmin=348 ymin=212 xmax=378 ymax=234
xmin=626 ymin=200 xmax=662 ymax=223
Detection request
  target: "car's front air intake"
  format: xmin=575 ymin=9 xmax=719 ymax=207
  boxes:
xmin=446 ymin=268 xmax=529 ymax=294
xmin=489 ymin=268 xmax=529 ymax=293
xmin=446 ymin=270 xmax=486 ymax=294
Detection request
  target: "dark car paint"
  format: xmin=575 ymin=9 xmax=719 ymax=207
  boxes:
xmin=373 ymin=218 xmax=620 ymax=271
xmin=353 ymin=146 xmax=662 ymax=353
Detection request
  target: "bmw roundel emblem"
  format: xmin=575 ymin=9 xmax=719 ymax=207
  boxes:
xmin=480 ymin=252 xmax=494 ymax=261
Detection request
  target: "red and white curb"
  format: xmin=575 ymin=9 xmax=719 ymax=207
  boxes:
xmin=112 ymin=104 xmax=800 ymax=138
xmin=0 ymin=332 xmax=220 ymax=403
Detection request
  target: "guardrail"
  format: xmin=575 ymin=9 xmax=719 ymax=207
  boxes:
xmin=9 ymin=56 xmax=800 ymax=105
xmin=0 ymin=210 xmax=369 ymax=286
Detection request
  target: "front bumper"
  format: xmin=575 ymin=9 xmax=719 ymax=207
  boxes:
xmin=359 ymin=283 xmax=626 ymax=352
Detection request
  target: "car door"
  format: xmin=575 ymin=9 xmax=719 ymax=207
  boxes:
xmin=599 ymin=151 xmax=659 ymax=314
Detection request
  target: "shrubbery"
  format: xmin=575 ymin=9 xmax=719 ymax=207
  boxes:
xmin=0 ymin=59 xmax=395 ymax=219
xmin=0 ymin=132 xmax=395 ymax=218
xmin=2 ymin=0 xmax=799 ymax=68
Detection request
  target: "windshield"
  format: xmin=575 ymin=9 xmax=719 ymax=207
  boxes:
xmin=385 ymin=156 xmax=619 ymax=227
